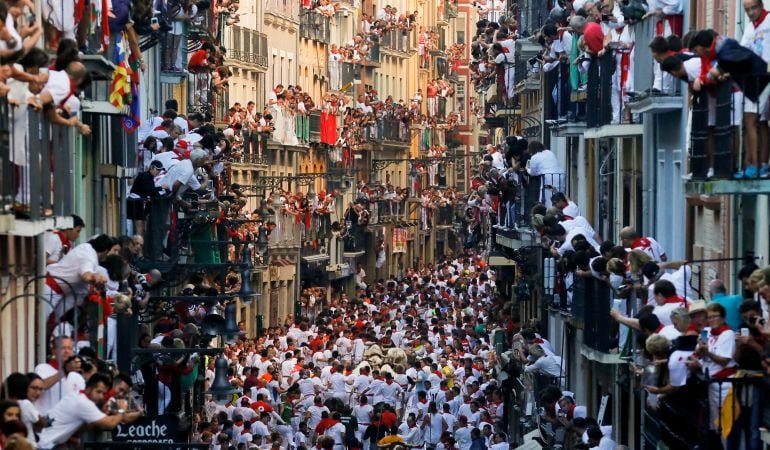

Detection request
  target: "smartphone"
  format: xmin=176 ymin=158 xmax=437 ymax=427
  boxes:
xmin=151 ymin=17 xmax=159 ymax=25
xmin=700 ymin=329 xmax=709 ymax=342
xmin=741 ymin=328 xmax=750 ymax=337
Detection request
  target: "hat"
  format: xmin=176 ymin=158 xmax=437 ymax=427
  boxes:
xmin=465 ymin=376 xmax=477 ymax=385
xmin=176 ymin=140 xmax=188 ymax=150
xmin=688 ymin=300 xmax=707 ymax=315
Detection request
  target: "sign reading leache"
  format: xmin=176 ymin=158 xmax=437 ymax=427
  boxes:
xmin=112 ymin=416 xmax=184 ymax=444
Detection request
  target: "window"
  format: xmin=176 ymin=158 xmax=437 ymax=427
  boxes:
xmin=456 ymin=31 xmax=465 ymax=45
xmin=456 ymin=78 xmax=466 ymax=124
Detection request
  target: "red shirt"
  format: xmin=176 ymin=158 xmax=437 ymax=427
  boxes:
xmin=188 ymin=49 xmax=209 ymax=68
xmin=250 ymin=401 xmax=274 ymax=413
xmin=381 ymin=410 xmax=398 ymax=428
xmin=315 ymin=418 xmax=337 ymax=435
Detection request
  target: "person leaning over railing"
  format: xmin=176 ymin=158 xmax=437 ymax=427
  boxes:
xmin=127 ymin=160 xmax=164 ymax=237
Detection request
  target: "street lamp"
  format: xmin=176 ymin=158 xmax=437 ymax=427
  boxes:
xmin=207 ymin=356 xmax=236 ymax=404
xmin=239 ymin=244 xmax=256 ymax=306
xmin=255 ymin=224 xmax=269 ymax=266
xmin=220 ymin=302 xmax=244 ymax=344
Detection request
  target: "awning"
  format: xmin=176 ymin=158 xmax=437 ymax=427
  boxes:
xmin=301 ymin=254 xmax=330 ymax=263
xmin=488 ymin=255 xmax=516 ymax=266
xmin=513 ymin=430 xmax=544 ymax=450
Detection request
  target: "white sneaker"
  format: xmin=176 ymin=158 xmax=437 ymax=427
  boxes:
xmin=706 ymin=167 xmax=715 ymax=179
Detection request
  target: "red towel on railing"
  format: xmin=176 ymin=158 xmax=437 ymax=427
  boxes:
xmin=320 ymin=112 xmax=338 ymax=145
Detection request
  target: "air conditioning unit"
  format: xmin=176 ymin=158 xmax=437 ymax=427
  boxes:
xmin=326 ymin=264 xmax=340 ymax=272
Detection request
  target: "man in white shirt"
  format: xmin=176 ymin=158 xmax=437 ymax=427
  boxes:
xmin=551 ymin=192 xmax=581 ymax=218
xmin=740 ymin=0 xmax=770 ymax=178
xmin=524 ymin=344 xmax=563 ymax=378
xmin=526 ymin=141 xmax=566 ymax=204
xmin=34 ymin=336 xmax=75 ymax=414
xmin=37 ymin=373 xmax=142 ymax=449
xmin=620 ymin=227 xmax=667 ymax=262
xmin=44 ymin=235 xmax=115 ymax=320
xmin=549 ymin=224 xmax=601 ymax=257
xmin=159 ymin=149 xmax=210 ymax=198
xmin=44 ymin=215 xmax=84 ymax=265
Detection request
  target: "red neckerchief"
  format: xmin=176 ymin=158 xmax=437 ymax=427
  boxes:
xmin=49 ymin=359 xmax=60 ymax=370
xmin=59 ymin=79 xmax=76 ymax=109
xmin=631 ymin=237 xmax=651 ymax=250
xmin=663 ymin=295 xmax=686 ymax=305
xmin=385 ymin=379 xmax=393 ymax=385
xmin=686 ymin=324 xmax=699 ymax=333
xmin=754 ymin=9 xmax=769 ymax=27
xmin=56 ymin=231 xmax=72 ymax=255
xmin=710 ymin=324 xmax=730 ymax=337
xmin=655 ymin=324 xmax=665 ymax=333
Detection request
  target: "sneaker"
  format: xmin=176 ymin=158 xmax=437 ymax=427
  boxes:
xmin=745 ymin=165 xmax=759 ymax=178
xmin=760 ymin=164 xmax=770 ymax=179
xmin=734 ymin=169 xmax=745 ymax=180
xmin=706 ymin=167 xmax=715 ymax=179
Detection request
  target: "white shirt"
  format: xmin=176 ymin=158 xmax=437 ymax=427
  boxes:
xmin=630 ymin=237 xmax=667 ymax=263
xmin=659 ymin=324 xmax=682 ymax=341
xmin=44 ymin=231 xmax=67 ymax=263
xmin=703 ymin=327 xmax=737 ymax=376
xmin=562 ymin=200 xmax=581 ymax=218
xmin=646 ymin=265 xmax=695 ymax=302
xmin=669 ymin=348 xmax=695 ymax=387
xmin=524 ymin=354 xmax=564 ymax=378
xmin=46 ymin=242 xmax=100 ymax=295
xmin=306 ymin=404 xmax=329 ymax=430
xmin=352 ymin=404 xmax=373 ymax=425
xmin=43 ymin=70 xmax=73 ymax=107
xmin=652 ymin=302 xmax=683 ymax=327
xmin=19 ymin=398 xmax=40 ymax=441
xmin=742 ymin=14 xmax=770 ymax=63
xmin=37 ymin=392 xmax=107 ymax=449
xmin=557 ymin=227 xmax=601 ymax=256
xmin=160 ymin=159 xmax=200 ymax=196
xmin=527 ymin=149 xmax=564 ymax=177
xmin=329 ymin=422 xmax=347 ymax=446
xmin=647 ymin=0 xmax=683 ymax=15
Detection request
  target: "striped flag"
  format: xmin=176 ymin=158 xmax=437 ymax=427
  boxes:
xmin=109 ymin=32 xmax=133 ymax=110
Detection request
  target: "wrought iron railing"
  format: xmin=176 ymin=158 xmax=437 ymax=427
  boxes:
xmin=300 ymin=12 xmax=331 ymax=44
xmin=228 ymin=49 xmax=268 ymax=68
xmin=0 ymin=102 xmax=76 ymax=221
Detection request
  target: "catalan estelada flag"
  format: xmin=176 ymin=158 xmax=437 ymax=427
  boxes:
xmin=109 ymin=32 xmax=132 ymax=110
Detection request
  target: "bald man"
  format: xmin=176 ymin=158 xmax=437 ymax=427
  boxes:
xmin=619 ymin=226 xmax=667 ymax=262
xmin=31 ymin=61 xmax=91 ymax=135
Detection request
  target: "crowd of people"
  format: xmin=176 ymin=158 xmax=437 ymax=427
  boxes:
xmin=527 ymin=0 xmax=770 ymax=180
xmin=1 ymin=209 xmax=529 ymax=450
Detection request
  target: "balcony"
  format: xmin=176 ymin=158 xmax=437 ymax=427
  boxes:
xmin=228 ymin=50 xmax=269 ymax=69
xmin=187 ymin=71 xmax=214 ymax=116
xmin=264 ymin=0 xmax=300 ymax=23
xmin=369 ymin=199 xmax=406 ymax=225
xmin=582 ymin=51 xmax=643 ymax=138
xmin=380 ymin=29 xmax=410 ymax=54
xmin=330 ymin=62 xmax=358 ymax=92
xmin=378 ymin=117 xmax=410 ymax=145
xmin=308 ymin=111 xmax=321 ymax=143
xmin=0 ymin=103 xmax=76 ymax=235
xmin=362 ymin=38 xmax=381 ymax=67
xmin=299 ymin=12 xmax=331 ymax=44
xmin=571 ymin=277 xmax=623 ymax=363
xmin=270 ymin=212 xmax=304 ymax=248
xmin=446 ymin=0 xmax=459 ymax=18
xmin=685 ymin=78 xmax=770 ymax=192
xmin=627 ymin=19 xmax=684 ymax=115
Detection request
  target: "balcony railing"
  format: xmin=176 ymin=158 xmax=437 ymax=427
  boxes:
xmin=271 ymin=211 xmax=304 ymax=248
xmin=585 ymin=52 xmax=614 ymax=128
xmin=265 ymin=0 xmax=300 ymax=21
xmin=379 ymin=117 xmax=410 ymax=143
xmin=571 ymin=277 xmax=614 ymax=353
xmin=689 ymin=82 xmax=739 ymax=180
xmin=381 ymin=29 xmax=410 ymax=53
xmin=369 ymin=199 xmax=406 ymax=224
xmin=228 ymin=49 xmax=268 ymax=68
xmin=0 ymin=102 xmax=75 ymax=221
xmin=299 ymin=12 xmax=331 ymax=44
xmin=187 ymin=71 xmax=214 ymax=116
xmin=367 ymin=38 xmax=381 ymax=64
xmin=308 ymin=111 xmax=321 ymax=142
xmin=330 ymin=62 xmax=357 ymax=91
